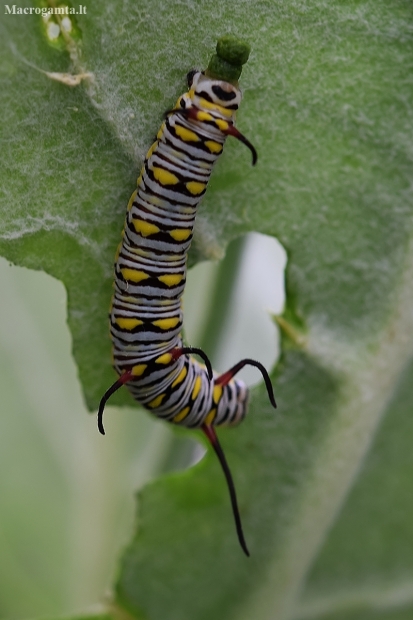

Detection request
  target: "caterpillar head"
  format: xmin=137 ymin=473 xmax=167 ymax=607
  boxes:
xmin=186 ymin=70 xmax=242 ymax=113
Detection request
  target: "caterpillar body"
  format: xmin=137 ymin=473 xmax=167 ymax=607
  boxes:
xmin=98 ymin=36 xmax=276 ymax=556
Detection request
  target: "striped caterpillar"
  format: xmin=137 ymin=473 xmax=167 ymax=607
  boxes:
xmin=98 ymin=36 xmax=276 ymax=556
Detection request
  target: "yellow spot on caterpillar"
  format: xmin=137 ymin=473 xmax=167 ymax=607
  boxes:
xmin=172 ymin=366 xmax=188 ymax=388
xmin=115 ymin=317 xmax=143 ymax=330
xmin=132 ymin=364 xmax=147 ymax=377
xmin=213 ymin=385 xmax=223 ymax=403
xmin=136 ymin=173 xmax=143 ymax=187
xmin=218 ymin=106 xmax=233 ymax=118
xmin=205 ymin=140 xmax=223 ymax=154
xmin=174 ymin=125 xmax=200 ymax=142
xmin=191 ymin=376 xmax=202 ymax=400
xmin=157 ymin=124 xmax=165 ymax=140
xmin=147 ymin=194 xmax=163 ymax=206
xmin=127 ymin=189 xmax=138 ymax=211
xmin=152 ymin=317 xmax=180 ymax=330
xmin=152 ymin=166 xmax=179 ymax=185
xmin=148 ymin=393 xmax=166 ymax=408
xmin=158 ymin=274 xmax=183 ymax=287
xmin=205 ymin=409 xmax=217 ymax=425
xmin=215 ymin=119 xmax=229 ymax=132
xmin=169 ymin=228 xmax=192 ymax=241
xmin=198 ymin=98 xmax=233 ymax=118
xmin=186 ymin=181 xmax=206 ymax=195
xmin=155 ymin=352 xmax=173 ymax=364
xmin=146 ymin=142 xmax=157 ymax=160
xmin=132 ymin=219 xmax=160 ymax=236
xmin=197 ymin=111 xmax=213 ymax=122
xmin=199 ymin=161 xmax=212 ymax=169
xmin=198 ymin=97 xmax=216 ymax=110
xmin=173 ymin=406 xmax=191 ymax=423
xmin=121 ymin=268 xmax=149 ymax=283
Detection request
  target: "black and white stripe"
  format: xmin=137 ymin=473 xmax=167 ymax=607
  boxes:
xmin=109 ymin=70 xmax=249 ymax=429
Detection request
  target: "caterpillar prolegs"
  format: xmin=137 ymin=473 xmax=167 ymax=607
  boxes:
xmin=98 ymin=36 xmax=276 ymax=556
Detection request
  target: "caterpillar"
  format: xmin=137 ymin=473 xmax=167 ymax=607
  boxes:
xmin=98 ymin=35 xmax=276 ymax=557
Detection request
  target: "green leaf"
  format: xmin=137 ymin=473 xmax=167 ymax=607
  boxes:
xmin=297 ymin=357 xmax=413 ymax=620
xmin=1 ymin=1 xmax=413 ymax=619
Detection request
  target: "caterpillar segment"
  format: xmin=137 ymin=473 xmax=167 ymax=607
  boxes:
xmin=98 ymin=36 xmax=276 ymax=557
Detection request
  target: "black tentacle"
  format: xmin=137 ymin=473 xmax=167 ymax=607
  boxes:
xmin=202 ymin=424 xmax=250 ymax=557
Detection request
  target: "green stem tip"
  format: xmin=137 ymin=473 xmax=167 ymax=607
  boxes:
xmin=206 ymin=35 xmax=250 ymax=84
